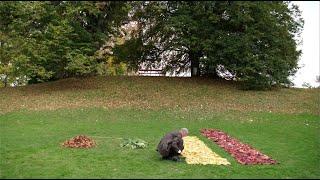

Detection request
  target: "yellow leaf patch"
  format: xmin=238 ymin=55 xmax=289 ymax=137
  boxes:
xmin=181 ymin=136 xmax=230 ymax=165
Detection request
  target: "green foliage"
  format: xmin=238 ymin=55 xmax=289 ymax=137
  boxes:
xmin=0 ymin=1 xmax=130 ymax=86
xmin=115 ymin=1 xmax=304 ymax=90
xmin=65 ymin=52 xmax=95 ymax=76
xmin=0 ymin=1 xmax=304 ymax=90
xmin=120 ymin=138 xmax=148 ymax=149
xmin=0 ymin=32 xmax=31 ymax=86
xmin=113 ymin=38 xmax=144 ymax=71
xmin=96 ymin=56 xmax=127 ymax=76
xmin=241 ymin=74 xmax=273 ymax=90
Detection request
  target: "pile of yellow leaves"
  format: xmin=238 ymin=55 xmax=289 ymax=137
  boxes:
xmin=181 ymin=136 xmax=230 ymax=165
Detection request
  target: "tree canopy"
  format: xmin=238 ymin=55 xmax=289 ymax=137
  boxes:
xmin=114 ymin=1 xmax=303 ymax=89
xmin=0 ymin=1 xmax=129 ymax=86
xmin=0 ymin=1 xmax=303 ymax=90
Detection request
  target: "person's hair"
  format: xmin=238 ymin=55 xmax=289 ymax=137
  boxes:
xmin=180 ymin=128 xmax=188 ymax=135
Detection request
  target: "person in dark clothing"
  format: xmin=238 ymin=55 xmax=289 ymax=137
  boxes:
xmin=157 ymin=128 xmax=189 ymax=161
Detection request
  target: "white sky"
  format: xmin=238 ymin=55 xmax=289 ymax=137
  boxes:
xmin=291 ymin=1 xmax=320 ymax=88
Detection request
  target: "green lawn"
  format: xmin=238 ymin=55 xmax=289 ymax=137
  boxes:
xmin=0 ymin=76 xmax=319 ymax=178
xmin=1 ymin=108 xmax=319 ymax=178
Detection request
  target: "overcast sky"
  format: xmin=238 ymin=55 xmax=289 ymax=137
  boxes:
xmin=291 ymin=1 xmax=320 ymax=88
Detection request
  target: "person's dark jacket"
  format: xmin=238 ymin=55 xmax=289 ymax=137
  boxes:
xmin=157 ymin=131 xmax=184 ymax=158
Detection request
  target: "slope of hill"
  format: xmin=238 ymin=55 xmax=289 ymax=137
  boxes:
xmin=0 ymin=76 xmax=319 ymax=115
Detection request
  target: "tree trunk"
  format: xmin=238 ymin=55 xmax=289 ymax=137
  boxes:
xmin=190 ymin=51 xmax=200 ymax=77
xmin=4 ymin=74 xmax=8 ymax=87
xmin=203 ymin=66 xmax=220 ymax=79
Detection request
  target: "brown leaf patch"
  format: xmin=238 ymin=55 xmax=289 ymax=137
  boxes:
xmin=201 ymin=129 xmax=277 ymax=165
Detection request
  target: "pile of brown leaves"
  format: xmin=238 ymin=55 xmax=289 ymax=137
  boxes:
xmin=62 ymin=135 xmax=96 ymax=148
xmin=201 ymin=129 xmax=277 ymax=165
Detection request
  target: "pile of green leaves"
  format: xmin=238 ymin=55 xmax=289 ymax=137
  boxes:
xmin=120 ymin=138 xmax=148 ymax=149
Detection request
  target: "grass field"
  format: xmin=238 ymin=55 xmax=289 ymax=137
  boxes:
xmin=0 ymin=76 xmax=319 ymax=178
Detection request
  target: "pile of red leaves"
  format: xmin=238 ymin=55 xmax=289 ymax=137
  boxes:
xmin=62 ymin=135 xmax=96 ymax=148
xmin=201 ymin=129 xmax=277 ymax=165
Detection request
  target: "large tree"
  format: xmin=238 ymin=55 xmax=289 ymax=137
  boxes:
xmin=114 ymin=1 xmax=303 ymax=89
xmin=0 ymin=1 xmax=129 ymax=86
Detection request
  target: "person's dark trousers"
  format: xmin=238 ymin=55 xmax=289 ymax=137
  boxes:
xmin=162 ymin=150 xmax=181 ymax=161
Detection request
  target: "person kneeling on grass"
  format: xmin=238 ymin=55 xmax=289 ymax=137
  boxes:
xmin=156 ymin=128 xmax=189 ymax=162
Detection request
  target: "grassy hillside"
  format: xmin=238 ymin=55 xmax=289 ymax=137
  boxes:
xmin=0 ymin=76 xmax=319 ymax=178
xmin=0 ymin=76 xmax=319 ymax=115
